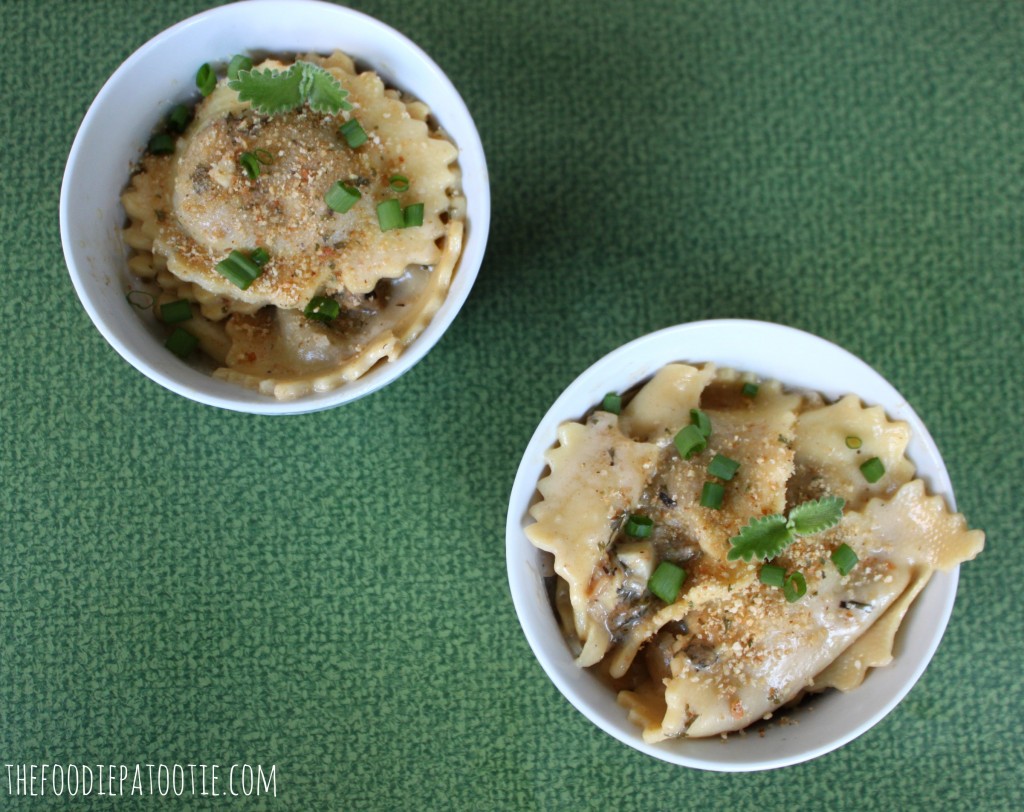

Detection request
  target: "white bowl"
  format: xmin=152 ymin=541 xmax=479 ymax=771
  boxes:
xmin=60 ymin=0 xmax=490 ymax=414
xmin=506 ymin=319 xmax=963 ymax=771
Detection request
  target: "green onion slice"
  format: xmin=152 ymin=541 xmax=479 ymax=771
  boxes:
xmin=215 ymin=250 xmax=264 ymax=290
xmin=304 ymin=296 xmax=341 ymax=322
xmin=673 ymin=424 xmax=707 ymax=460
xmin=783 ymin=571 xmax=807 ymax=603
xmin=700 ymin=481 xmax=725 ymax=510
xmin=601 ymin=392 xmax=621 ymax=414
xmin=167 ymin=104 xmax=191 ymax=133
xmin=239 ymin=152 xmax=261 ymax=179
xmin=860 ymin=456 xmax=885 ymax=483
xmin=389 ymin=173 xmax=410 ymax=192
xmin=845 ymin=435 xmax=862 ymax=450
xmin=165 ymin=328 xmax=198 ymax=359
xmin=648 ymin=561 xmax=687 ymax=603
xmin=227 ymin=54 xmax=253 ymax=81
xmin=325 ymin=182 xmax=361 ymax=214
xmin=741 ymin=382 xmax=759 ymax=398
xmin=377 ymin=199 xmax=404 ymax=231
xmin=831 ymin=543 xmax=859 ymax=576
xmin=625 ymin=514 xmax=653 ymax=538
xmin=759 ymin=564 xmax=786 ymax=588
xmin=196 ymin=63 xmax=216 ymax=96
xmin=339 ymin=118 xmax=368 ymax=148
xmin=402 ymin=203 xmax=425 ymax=228
xmin=707 ymin=454 xmax=740 ymax=481
xmin=160 ymin=299 xmax=192 ymax=324
xmin=147 ymin=133 xmax=175 ymax=155
xmin=249 ymin=247 xmax=270 ymax=267
xmin=126 ymin=290 xmax=155 ymax=310
xmin=690 ymin=408 xmax=712 ymax=438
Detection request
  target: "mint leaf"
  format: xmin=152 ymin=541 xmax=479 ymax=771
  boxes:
xmin=788 ymin=496 xmax=845 ymax=536
xmin=228 ymin=61 xmax=351 ymax=116
xmin=229 ymin=65 xmax=304 ymax=115
xmin=727 ymin=515 xmax=793 ymax=562
xmin=300 ymin=62 xmax=352 ymax=113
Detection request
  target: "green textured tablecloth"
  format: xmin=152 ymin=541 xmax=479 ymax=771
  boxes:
xmin=2 ymin=0 xmax=1022 ymax=808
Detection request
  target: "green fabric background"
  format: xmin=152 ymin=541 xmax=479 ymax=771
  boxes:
xmin=2 ymin=0 xmax=1022 ymax=808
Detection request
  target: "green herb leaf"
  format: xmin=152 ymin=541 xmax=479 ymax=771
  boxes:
xmin=300 ymin=62 xmax=352 ymax=113
xmin=229 ymin=64 xmax=305 ymax=115
xmin=788 ymin=496 xmax=845 ymax=536
xmin=727 ymin=514 xmax=793 ymax=562
xmin=229 ymin=61 xmax=351 ymax=116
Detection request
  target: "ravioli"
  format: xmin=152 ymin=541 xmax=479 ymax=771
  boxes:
xmin=526 ymin=365 xmax=983 ymax=740
xmin=122 ymin=51 xmax=465 ymax=400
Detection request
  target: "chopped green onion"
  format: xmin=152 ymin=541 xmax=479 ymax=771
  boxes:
xmin=845 ymin=435 xmax=862 ymax=450
xmin=759 ymin=564 xmax=786 ymax=588
xmin=389 ymin=173 xmax=410 ymax=192
xmin=239 ymin=152 xmax=261 ymax=179
xmin=690 ymin=408 xmax=712 ymax=438
xmin=707 ymin=454 xmax=740 ymax=481
xmin=304 ymin=296 xmax=341 ymax=321
xmin=860 ymin=456 xmax=885 ymax=483
xmin=160 ymin=299 xmax=192 ymax=324
xmin=215 ymin=250 xmax=264 ymax=290
xmin=196 ymin=63 xmax=216 ymax=96
xmin=625 ymin=514 xmax=653 ymax=538
xmin=339 ymin=118 xmax=367 ymax=148
xmin=601 ymin=392 xmax=621 ymax=414
xmin=741 ymin=382 xmax=759 ymax=398
xmin=147 ymin=133 xmax=175 ymax=155
xmin=125 ymin=290 xmax=155 ymax=310
xmin=167 ymin=104 xmax=191 ymax=132
xmin=402 ymin=203 xmax=425 ymax=228
xmin=377 ymin=199 xmax=404 ymax=231
xmin=673 ymin=424 xmax=707 ymax=460
xmin=648 ymin=561 xmax=686 ymax=603
xmin=165 ymin=328 xmax=198 ymax=359
xmin=700 ymin=481 xmax=725 ymax=509
xmin=831 ymin=543 xmax=859 ymax=576
xmin=227 ymin=54 xmax=253 ymax=81
xmin=249 ymin=247 xmax=270 ymax=267
xmin=325 ymin=181 xmax=361 ymax=213
xmin=783 ymin=571 xmax=807 ymax=603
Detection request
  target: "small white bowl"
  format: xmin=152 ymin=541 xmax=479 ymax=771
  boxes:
xmin=60 ymin=0 xmax=490 ymax=414
xmin=506 ymin=319 xmax=963 ymax=771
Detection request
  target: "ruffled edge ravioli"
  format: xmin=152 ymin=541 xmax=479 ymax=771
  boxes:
xmin=525 ymin=364 xmax=983 ymax=741
xmin=121 ymin=51 xmax=465 ymax=400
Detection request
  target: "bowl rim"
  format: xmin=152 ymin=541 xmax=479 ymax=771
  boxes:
xmin=505 ymin=318 xmax=961 ymax=771
xmin=60 ymin=0 xmax=490 ymax=415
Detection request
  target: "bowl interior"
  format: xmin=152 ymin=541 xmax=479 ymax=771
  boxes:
xmin=506 ymin=319 xmax=960 ymax=771
xmin=60 ymin=0 xmax=489 ymax=414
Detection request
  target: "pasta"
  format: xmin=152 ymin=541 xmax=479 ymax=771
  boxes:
xmin=122 ymin=51 xmax=465 ymax=400
xmin=525 ymin=363 xmax=983 ymax=741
